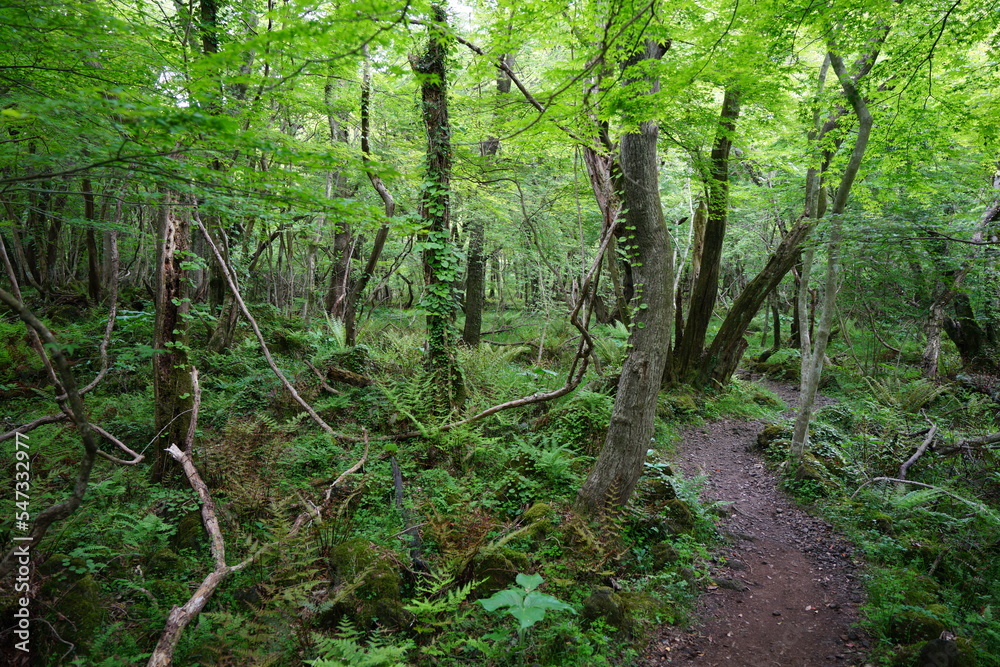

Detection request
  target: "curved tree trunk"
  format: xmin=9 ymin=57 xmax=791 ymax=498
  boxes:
xmin=576 ymin=38 xmax=672 ymax=515
xmin=789 ymin=49 xmax=874 ymax=466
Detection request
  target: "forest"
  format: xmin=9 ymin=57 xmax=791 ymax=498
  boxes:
xmin=1 ymin=0 xmax=999 ymax=664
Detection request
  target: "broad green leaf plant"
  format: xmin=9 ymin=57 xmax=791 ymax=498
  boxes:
xmin=478 ymin=573 xmax=576 ymax=644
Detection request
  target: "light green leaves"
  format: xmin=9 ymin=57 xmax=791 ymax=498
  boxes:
xmin=478 ymin=573 xmax=575 ymax=630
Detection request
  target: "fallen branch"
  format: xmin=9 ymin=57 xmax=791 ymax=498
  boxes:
xmin=937 ymin=430 xmax=1000 ymax=456
xmin=150 ymin=415 xmax=369 ymax=665
xmin=0 ymin=413 xmax=67 ymax=443
xmin=194 ymin=213 xmax=338 ymax=437
xmin=325 ymin=366 xmax=375 ymax=388
xmin=897 ymin=421 xmax=937 ymax=490
xmin=304 ymin=359 xmax=344 ymax=395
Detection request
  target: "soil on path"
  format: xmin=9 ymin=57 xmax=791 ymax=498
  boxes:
xmin=641 ymin=380 xmax=871 ymax=667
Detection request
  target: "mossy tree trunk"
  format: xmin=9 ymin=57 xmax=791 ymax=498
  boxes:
xmin=411 ymin=5 xmax=465 ymax=409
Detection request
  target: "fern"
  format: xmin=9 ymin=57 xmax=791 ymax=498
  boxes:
xmin=307 ymin=620 xmax=413 ymax=667
xmin=402 ymin=571 xmax=477 ymax=636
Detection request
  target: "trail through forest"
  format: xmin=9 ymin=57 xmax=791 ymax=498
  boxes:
xmin=642 ymin=380 xmax=872 ymax=666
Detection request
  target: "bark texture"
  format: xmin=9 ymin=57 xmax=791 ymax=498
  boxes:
xmin=576 ymin=38 xmax=671 ymax=515
xmin=673 ymin=88 xmax=740 ymax=382
xmin=151 ymin=193 xmax=195 ymax=483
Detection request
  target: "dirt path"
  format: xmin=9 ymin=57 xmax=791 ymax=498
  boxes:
xmin=642 ymin=381 xmax=871 ymax=666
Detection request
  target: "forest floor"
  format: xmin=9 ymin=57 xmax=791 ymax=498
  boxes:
xmin=641 ymin=380 xmax=873 ymax=667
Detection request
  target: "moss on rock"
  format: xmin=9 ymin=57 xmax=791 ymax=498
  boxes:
xmin=581 ymin=587 xmax=632 ymax=633
xmin=43 ymin=573 xmax=103 ymax=648
xmin=888 ymin=605 xmax=950 ymax=644
xmin=472 ymin=548 xmax=532 ymax=596
xmin=321 ymin=538 xmax=404 ymax=631
xmin=170 ymin=510 xmax=207 ymax=553
xmin=146 ymin=547 xmax=183 ymax=576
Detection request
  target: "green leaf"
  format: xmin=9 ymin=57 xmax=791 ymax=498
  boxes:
xmin=479 ymin=589 xmax=523 ymax=613
xmin=515 ymin=572 xmax=543 ymax=592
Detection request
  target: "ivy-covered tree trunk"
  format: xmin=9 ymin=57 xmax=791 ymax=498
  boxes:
xmin=576 ymin=38 xmax=671 ymax=515
xmin=412 ymin=5 xmax=465 ymax=409
xmin=151 ymin=192 xmax=195 ymax=484
xmin=672 ymin=88 xmax=740 ymax=383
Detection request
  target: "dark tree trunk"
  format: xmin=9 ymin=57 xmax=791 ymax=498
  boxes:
xmin=944 ymin=294 xmax=1000 ymax=374
xmin=411 ymin=5 xmax=464 ymax=409
xmin=151 ymin=193 xmax=195 ymax=484
xmin=700 ymin=216 xmax=818 ymax=386
xmin=463 ymin=55 xmax=512 ymax=347
xmin=462 ymin=218 xmax=486 ymax=346
xmin=576 ymin=38 xmax=671 ymax=515
xmin=673 ymin=88 xmax=740 ymax=382
xmin=82 ymin=178 xmax=101 ymax=304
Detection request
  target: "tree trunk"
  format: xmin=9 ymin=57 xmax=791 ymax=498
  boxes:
xmin=576 ymin=38 xmax=671 ymax=515
xmin=921 ymin=192 xmax=1000 ymax=378
xmin=463 ymin=55 xmax=512 ymax=347
xmin=82 ymin=178 xmax=102 ymax=304
xmin=412 ymin=5 xmax=465 ymax=409
xmin=944 ymin=293 xmax=1000 ymax=374
xmin=700 ymin=214 xmax=817 ymax=386
xmin=151 ymin=193 xmax=195 ymax=484
xmin=789 ymin=50 xmax=873 ymax=466
xmin=462 ymin=217 xmax=486 ymax=346
xmin=673 ymin=88 xmax=740 ymax=382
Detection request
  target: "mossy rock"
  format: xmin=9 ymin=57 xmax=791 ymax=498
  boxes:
xmin=749 ymin=387 xmax=784 ymax=409
xmin=522 ymin=502 xmax=556 ymax=540
xmin=794 ymin=453 xmax=840 ymax=491
xmin=756 ymin=424 xmax=792 ymax=452
xmin=869 ymin=511 xmax=895 ymax=534
xmin=888 ymin=605 xmax=950 ymax=644
xmin=651 ymin=541 xmax=679 ymax=569
xmin=618 ymin=591 xmax=663 ymax=617
xmin=329 ymin=345 xmax=372 ymax=374
xmin=637 ymin=474 xmax=677 ymax=504
xmin=43 ymin=574 xmax=103 ymax=648
xmin=754 ymin=357 xmax=800 ymax=382
xmin=659 ymin=393 xmax=699 ymax=420
xmin=321 ymin=539 xmax=404 ymax=631
xmin=472 ymin=548 xmax=532 ymax=596
xmin=581 ymin=587 xmax=633 ymax=633
xmin=662 ymin=498 xmax=697 ymax=535
xmin=146 ymin=547 xmax=184 ymax=576
xmin=147 ymin=578 xmax=189 ymax=607
xmin=39 ymin=552 xmax=87 ymax=579
xmin=901 ymin=575 xmax=941 ymax=606
xmin=955 ymin=637 xmax=978 ymax=667
xmin=170 ymin=510 xmax=207 ymax=553
xmin=912 ymin=637 xmax=960 ymax=667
